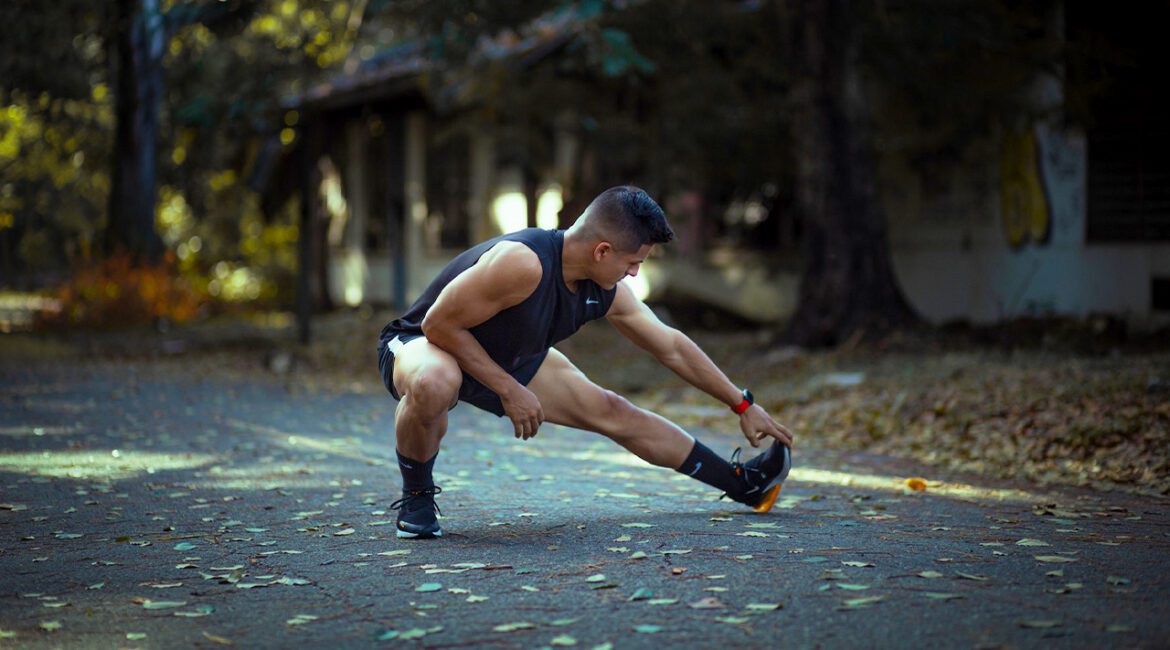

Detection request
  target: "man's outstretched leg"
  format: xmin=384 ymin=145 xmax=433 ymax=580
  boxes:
xmin=386 ymin=337 xmax=462 ymax=539
xmin=528 ymin=350 xmax=791 ymax=512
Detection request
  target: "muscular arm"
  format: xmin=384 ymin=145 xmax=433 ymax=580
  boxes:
xmin=606 ymin=283 xmax=794 ymax=448
xmin=421 ymin=242 xmax=545 ymax=439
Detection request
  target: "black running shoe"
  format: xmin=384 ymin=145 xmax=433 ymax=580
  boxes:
xmin=390 ymin=486 xmax=443 ymax=539
xmin=726 ymin=442 xmax=792 ymax=513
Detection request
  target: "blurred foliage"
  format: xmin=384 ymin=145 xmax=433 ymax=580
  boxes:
xmin=0 ymin=0 xmax=364 ymax=320
xmin=37 ymin=253 xmax=205 ymax=328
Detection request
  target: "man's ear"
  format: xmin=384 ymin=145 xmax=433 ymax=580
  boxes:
xmin=592 ymin=241 xmax=613 ymax=261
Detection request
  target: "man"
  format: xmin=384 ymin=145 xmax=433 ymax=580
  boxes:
xmin=378 ymin=186 xmax=793 ymax=539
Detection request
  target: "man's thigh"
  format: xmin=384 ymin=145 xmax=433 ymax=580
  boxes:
xmin=527 ymin=348 xmax=626 ymax=434
xmin=390 ymin=336 xmax=462 ymax=408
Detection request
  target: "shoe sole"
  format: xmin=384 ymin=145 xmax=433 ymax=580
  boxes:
xmin=752 ymin=485 xmax=782 ymax=513
xmin=396 ymin=527 xmax=442 ymax=539
xmin=751 ymin=446 xmax=792 ymax=514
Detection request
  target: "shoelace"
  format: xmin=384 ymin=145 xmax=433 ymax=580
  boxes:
xmin=390 ymin=485 xmax=443 ymax=515
xmin=720 ymin=448 xmax=763 ymax=501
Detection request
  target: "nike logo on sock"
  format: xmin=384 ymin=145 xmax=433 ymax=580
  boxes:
xmin=688 ymin=461 xmax=702 ymax=476
xmin=399 ymin=461 xmax=413 ymax=469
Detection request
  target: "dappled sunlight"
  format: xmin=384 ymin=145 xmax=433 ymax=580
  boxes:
xmin=0 ymin=450 xmax=218 ymax=480
xmin=185 ymin=461 xmax=370 ymax=491
xmin=790 ymin=467 xmax=1045 ymax=504
xmin=525 ymin=446 xmax=1045 ymax=504
xmin=225 ymin=417 xmax=391 ymax=466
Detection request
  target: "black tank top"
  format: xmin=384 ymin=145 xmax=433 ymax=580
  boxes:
xmin=379 ymin=228 xmax=617 ymax=373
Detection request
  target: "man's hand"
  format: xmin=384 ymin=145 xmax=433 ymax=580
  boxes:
xmin=739 ymin=404 xmax=794 ymax=449
xmin=501 ymin=382 xmax=545 ymax=440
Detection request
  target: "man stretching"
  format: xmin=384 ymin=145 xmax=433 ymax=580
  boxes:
xmin=378 ymin=186 xmax=793 ymax=539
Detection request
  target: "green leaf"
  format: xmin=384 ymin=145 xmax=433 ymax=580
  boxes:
xmin=923 ymin=592 xmax=963 ymax=601
xmin=1034 ymin=555 xmax=1077 ymax=563
xmin=551 ymin=634 xmax=578 ymax=646
xmin=1019 ymin=620 xmax=1062 ymax=629
xmin=629 ymin=588 xmax=654 ymax=601
xmin=141 ymin=600 xmax=187 ymax=609
xmin=493 ymin=622 xmax=535 ymax=633
xmin=173 ymin=542 xmax=196 ymax=551
xmin=415 ymin=583 xmax=442 ymax=592
xmin=633 ymin=625 xmax=662 ymax=634
xmin=836 ymin=584 xmax=870 ymax=591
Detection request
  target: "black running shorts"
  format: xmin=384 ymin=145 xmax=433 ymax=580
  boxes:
xmin=378 ymin=332 xmax=548 ymax=418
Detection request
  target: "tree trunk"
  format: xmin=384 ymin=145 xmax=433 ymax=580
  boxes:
xmin=782 ymin=0 xmax=916 ymax=347
xmin=106 ymin=0 xmax=166 ymax=263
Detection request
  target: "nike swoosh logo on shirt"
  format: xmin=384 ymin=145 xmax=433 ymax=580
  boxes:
xmin=586 ymin=298 xmax=600 ymax=305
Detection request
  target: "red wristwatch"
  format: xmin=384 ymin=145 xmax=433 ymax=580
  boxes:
xmin=732 ymin=388 xmax=754 ymax=415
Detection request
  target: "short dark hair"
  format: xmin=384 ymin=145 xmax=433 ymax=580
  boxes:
xmin=582 ymin=185 xmax=674 ymax=252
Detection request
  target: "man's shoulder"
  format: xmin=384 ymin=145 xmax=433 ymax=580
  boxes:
xmin=473 ymin=240 xmax=544 ymax=290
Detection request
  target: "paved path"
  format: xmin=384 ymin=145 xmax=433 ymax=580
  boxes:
xmin=1 ymin=359 xmax=1168 ymax=649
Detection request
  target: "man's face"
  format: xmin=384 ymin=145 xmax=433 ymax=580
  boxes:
xmin=597 ymin=243 xmax=653 ymax=289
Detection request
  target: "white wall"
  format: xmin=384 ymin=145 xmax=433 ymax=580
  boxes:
xmin=887 ymin=123 xmax=1170 ymax=330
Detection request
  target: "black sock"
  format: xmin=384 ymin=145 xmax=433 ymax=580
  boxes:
xmin=397 ymin=450 xmax=437 ymax=493
xmin=675 ymin=439 xmax=745 ymax=500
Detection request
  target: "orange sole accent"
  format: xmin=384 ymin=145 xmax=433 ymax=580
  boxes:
xmin=752 ymin=485 xmax=782 ymax=514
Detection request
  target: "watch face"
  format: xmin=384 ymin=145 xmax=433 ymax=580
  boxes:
xmin=744 ymin=389 xmax=754 ymax=405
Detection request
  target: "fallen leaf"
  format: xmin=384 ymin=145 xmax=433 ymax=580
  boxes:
xmin=415 ymin=583 xmax=442 ymax=592
xmin=841 ymin=561 xmax=874 ymax=568
xmin=1106 ymin=576 xmax=1131 ymax=586
xmin=466 ymin=595 xmax=490 ymax=603
xmin=629 ymin=588 xmax=653 ymax=601
xmin=201 ymin=631 xmax=234 ymax=646
xmin=837 ymin=595 xmax=886 ymax=610
xmin=662 ymin=549 xmax=692 ymax=555
xmin=551 ymin=634 xmax=578 ymax=646
xmin=1019 ymin=620 xmax=1062 ymax=629
xmin=628 ymin=552 xmax=648 ymax=560
xmin=917 ymin=571 xmax=944 ymax=579
xmin=586 ymin=574 xmax=606 ymax=583
xmin=621 ymin=523 xmax=653 ymax=528
xmin=39 ymin=621 xmax=62 ymax=632
xmin=333 ymin=528 xmax=355 ymax=537
xmin=286 ymin=615 xmax=319 ymax=626
xmin=1016 ymin=538 xmax=1050 ymax=547
xmin=1105 ymin=624 xmax=1134 ymax=633
xmin=746 ymin=603 xmax=782 ymax=611
xmin=140 ymin=600 xmax=187 ymax=609
xmin=1034 ymin=556 xmax=1077 ymax=564
xmin=904 ymin=477 xmax=927 ymax=492
xmin=493 ymin=622 xmax=536 ymax=633
xmin=633 ymin=625 xmax=662 ymax=634
xmin=173 ymin=542 xmax=197 ymax=551
xmin=836 ymin=584 xmax=870 ymax=591
xmin=715 ymin=616 xmax=751 ymax=624
xmin=956 ymin=573 xmax=990 ymax=582
xmin=689 ymin=597 xmax=726 ymax=609
xmin=923 ymin=592 xmax=964 ymax=601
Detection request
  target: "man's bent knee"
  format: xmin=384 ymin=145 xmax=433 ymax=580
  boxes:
xmin=401 ymin=367 xmax=461 ymax=414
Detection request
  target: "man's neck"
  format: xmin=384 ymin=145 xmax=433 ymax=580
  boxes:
xmin=560 ymin=228 xmax=592 ymax=290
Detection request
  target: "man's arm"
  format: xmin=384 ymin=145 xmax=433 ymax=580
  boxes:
xmin=606 ymin=283 xmax=794 ymax=449
xmin=421 ymin=242 xmax=545 ymax=440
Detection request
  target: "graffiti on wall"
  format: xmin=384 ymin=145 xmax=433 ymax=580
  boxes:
xmin=999 ymin=128 xmax=1051 ymax=248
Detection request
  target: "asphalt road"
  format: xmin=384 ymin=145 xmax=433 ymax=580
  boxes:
xmin=2 ymin=358 xmax=1168 ymax=649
